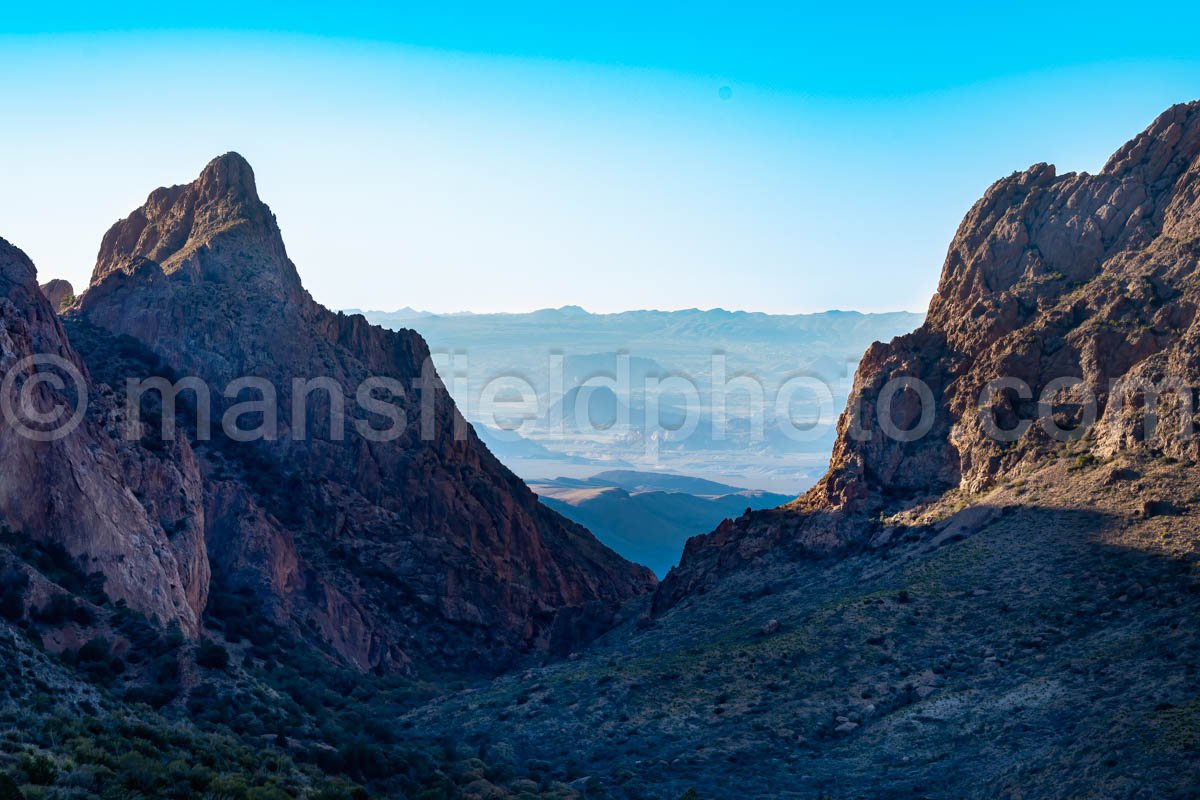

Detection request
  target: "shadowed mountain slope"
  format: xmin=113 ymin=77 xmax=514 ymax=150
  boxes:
xmin=74 ymin=153 xmax=655 ymax=674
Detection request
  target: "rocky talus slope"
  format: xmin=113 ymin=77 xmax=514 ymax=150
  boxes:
xmin=658 ymin=100 xmax=1200 ymax=608
xmin=74 ymin=153 xmax=654 ymax=673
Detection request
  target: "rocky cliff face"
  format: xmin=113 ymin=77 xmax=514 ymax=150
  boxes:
xmin=38 ymin=279 xmax=74 ymax=312
xmin=659 ymin=100 xmax=1200 ymax=608
xmin=76 ymin=154 xmax=656 ymax=673
xmin=0 ymin=238 xmax=208 ymax=634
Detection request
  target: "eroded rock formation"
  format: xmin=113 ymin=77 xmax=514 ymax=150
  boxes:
xmin=75 ymin=154 xmax=656 ymax=672
xmin=38 ymin=279 xmax=74 ymax=312
xmin=0 ymin=239 xmax=208 ymax=634
xmin=659 ymin=101 xmax=1200 ymax=608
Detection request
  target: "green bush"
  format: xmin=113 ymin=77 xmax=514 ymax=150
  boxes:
xmin=18 ymin=753 xmax=56 ymax=786
xmin=1069 ymin=452 xmax=1098 ymax=470
xmin=0 ymin=567 xmax=28 ymax=621
xmin=197 ymin=639 xmax=231 ymax=670
xmin=32 ymin=594 xmax=94 ymax=626
xmin=77 ymin=635 xmax=111 ymax=664
xmin=116 ymin=751 xmax=167 ymax=794
xmin=0 ymin=773 xmax=25 ymax=800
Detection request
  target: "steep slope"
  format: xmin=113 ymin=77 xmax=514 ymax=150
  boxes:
xmin=405 ymin=457 xmax=1200 ymax=799
xmin=76 ymin=154 xmax=655 ymax=674
xmin=659 ymin=100 xmax=1200 ymax=607
xmin=0 ymin=238 xmax=208 ymax=634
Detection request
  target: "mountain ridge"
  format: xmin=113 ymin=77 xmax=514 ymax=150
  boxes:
xmin=657 ymin=99 xmax=1200 ymax=609
xmin=72 ymin=153 xmax=656 ymax=673
xmin=531 ymin=470 xmax=790 ymax=576
xmin=359 ymin=305 xmax=923 ymax=323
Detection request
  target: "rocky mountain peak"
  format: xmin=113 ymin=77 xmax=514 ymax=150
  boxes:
xmin=90 ymin=152 xmax=301 ymax=300
xmin=657 ymin=98 xmax=1200 ymax=608
xmin=1101 ymin=100 xmax=1200 ymax=181
xmin=38 ymin=278 xmax=74 ymax=312
xmin=75 ymin=155 xmax=656 ymax=674
xmin=194 ymin=151 xmax=261 ymax=203
xmin=1 ymin=237 xmax=39 ymax=295
xmin=3 ymin=242 xmax=81 ymax=369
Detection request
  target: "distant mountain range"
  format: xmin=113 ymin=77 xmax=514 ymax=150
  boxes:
xmin=354 ymin=304 xmax=922 ymax=343
xmin=530 ymin=470 xmax=791 ymax=576
xmin=355 ymin=304 xmax=923 ymax=493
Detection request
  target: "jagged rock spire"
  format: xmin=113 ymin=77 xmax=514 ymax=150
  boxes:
xmin=90 ymin=152 xmax=303 ymax=301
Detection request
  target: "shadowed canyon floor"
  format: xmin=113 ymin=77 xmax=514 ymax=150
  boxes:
xmin=404 ymin=456 xmax=1200 ymax=799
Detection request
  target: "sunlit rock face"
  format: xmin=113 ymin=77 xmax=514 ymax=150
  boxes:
xmin=659 ymin=101 xmax=1200 ymax=609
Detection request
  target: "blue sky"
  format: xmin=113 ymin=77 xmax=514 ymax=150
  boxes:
xmin=2 ymin=3 xmax=1200 ymax=313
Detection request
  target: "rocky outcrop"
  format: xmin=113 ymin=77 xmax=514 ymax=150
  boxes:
xmin=658 ymin=100 xmax=1200 ymax=608
xmin=0 ymin=238 xmax=208 ymax=634
xmin=77 ymin=154 xmax=656 ymax=673
xmin=38 ymin=279 xmax=74 ymax=312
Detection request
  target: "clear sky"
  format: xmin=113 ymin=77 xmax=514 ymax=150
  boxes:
xmin=2 ymin=3 xmax=1200 ymax=314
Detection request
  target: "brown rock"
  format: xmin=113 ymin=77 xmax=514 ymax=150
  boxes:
xmin=1104 ymin=466 xmax=1140 ymax=484
xmin=38 ymin=279 xmax=74 ymax=312
xmin=1140 ymin=499 xmax=1182 ymax=518
xmin=77 ymin=153 xmax=656 ymax=673
xmin=0 ymin=237 xmax=208 ymax=634
xmin=658 ymin=100 xmax=1200 ymax=610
